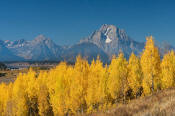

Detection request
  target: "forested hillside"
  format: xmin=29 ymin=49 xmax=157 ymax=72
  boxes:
xmin=0 ymin=36 xmax=175 ymax=116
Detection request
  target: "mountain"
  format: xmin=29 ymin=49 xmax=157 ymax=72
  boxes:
xmin=80 ymin=24 xmax=144 ymax=59
xmin=62 ymin=42 xmax=109 ymax=63
xmin=5 ymin=35 xmax=63 ymax=61
xmin=0 ymin=40 xmax=23 ymax=61
xmin=155 ymin=42 xmax=175 ymax=58
xmin=1 ymin=24 xmax=173 ymax=62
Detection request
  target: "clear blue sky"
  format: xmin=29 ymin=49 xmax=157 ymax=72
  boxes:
xmin=0 ymin=0 xmax=175 ymax=45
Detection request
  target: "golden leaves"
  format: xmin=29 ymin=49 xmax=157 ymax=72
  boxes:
xmin=0 ymin=36 xmax=174 ymax=115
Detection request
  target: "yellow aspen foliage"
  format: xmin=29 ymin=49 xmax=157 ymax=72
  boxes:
xmin=128 ymin=53 xmax=142 ymax=97
xmin=97 ymin=64 xmax=109 ymax=110
xmin=47 ymin=62 xmax=68 ymax=116
xmin=141 ymin=36 xmax=161 ymax=95
xmin=12 ymin=73 xmax=29 ymax=116
xmin=69 ymin=55 xmax=89 ymax=114
xmin=62 ymin=66 xmax=74 ymax=114
xmin=85 ymin=56 xmax=107 ymax=113
xmin=4 ymin=83 xmax=13 ymax=116
xmin=161 ymin=50 xmax=175 ymax=89
xmin=37 ymin=71 xmax=53 ymax=116
xmin=0 ymin=83 xmax=11 ymax=116
xmin=107 ymin=52 xmax=128 ymax=102
xmin=25 ymin=68 xmax=38 ymax=116
xmin=1 ymin=36 xmax=174 ymax=115
xmin=12 ymin=68 xmax=38 ymax=116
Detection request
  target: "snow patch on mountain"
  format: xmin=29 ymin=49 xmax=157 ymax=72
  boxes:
xmin=105 ymin=36 xmax=112 ymax=43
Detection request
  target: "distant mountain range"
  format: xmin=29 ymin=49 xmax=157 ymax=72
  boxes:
xmin=0 ymin=24 xmax=174 ymax=62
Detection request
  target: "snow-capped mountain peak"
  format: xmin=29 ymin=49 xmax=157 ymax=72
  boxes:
xmin=79 ymin=24 xmax=144 ymax=59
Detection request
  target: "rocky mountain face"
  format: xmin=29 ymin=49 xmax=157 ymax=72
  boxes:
xmin=0 ymin=40 xmax=23 ymax=61
xmin=4 ymin=35 xmax=63 ymax=61
xmin=62 ymin=42 xmax=109 ymax=63
xmin=0 ymin=24 xmax=173 ymax=62
xmin=80 ymin=24 xmax=145 ymax=59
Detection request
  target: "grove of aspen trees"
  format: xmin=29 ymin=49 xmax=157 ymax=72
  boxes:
xmin=0 ymin=36 xmax=175 ymax=116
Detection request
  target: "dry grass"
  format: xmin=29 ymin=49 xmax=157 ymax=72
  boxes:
xmin=85 ymin=88 xmax=175 ymax=116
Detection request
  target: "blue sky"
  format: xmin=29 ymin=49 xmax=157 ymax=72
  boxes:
xmin=0 ymin=0 xmax=175 ymax=45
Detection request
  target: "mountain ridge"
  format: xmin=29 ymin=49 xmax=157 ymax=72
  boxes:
xmin=0 ymin=24 xmax=174 ymax=62
xmin=80 ymin=24 xmax=145 ymax=59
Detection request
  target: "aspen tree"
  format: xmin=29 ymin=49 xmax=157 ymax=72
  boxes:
xmin=69 ymin=55 xmax=89 ymax=114
xmin=48 ymin=62 xmax=67 ymax=116
xmin=85 ymin=56 xmax=106 ymax=113
xmin=161 ymin=50 xmax=175 ymax=89
xmin=141 ymin=36 xmax=161 ymax=95
xmin=0 ymin=83 xmax=9 ymax=116
xmin=19 ymin=68 xmax=38 ymax=116
xmin=63 ymin=66 xmax=74 ymax=115
xmin=128 ymin=53 xmax=142 ymax=97
xmin=37 ymin=71 xmax=53 ymax=116
xmin=0 ymin=40 xmax=169 ymax=115
xmin=107 ymin=52 xmax=128 ymax=103
xmin=5 ymin=83 xmax=13 ymax=116
xmin=12 ymin=73 xmax=28 ymax=116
